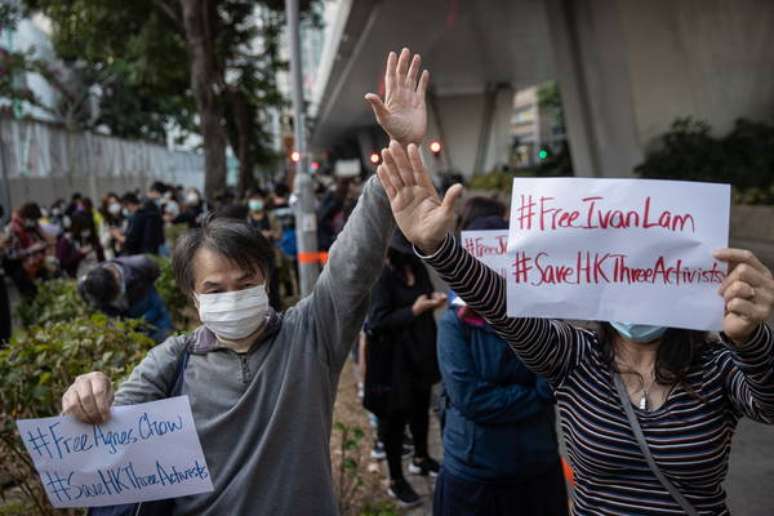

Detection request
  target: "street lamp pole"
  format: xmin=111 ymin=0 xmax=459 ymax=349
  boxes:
xmin=285 ymin=0 xmax=319 ymax=297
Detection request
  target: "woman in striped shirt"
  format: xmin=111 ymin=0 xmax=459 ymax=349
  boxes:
xmin=374 ymin=141 xmax=774 ymax=515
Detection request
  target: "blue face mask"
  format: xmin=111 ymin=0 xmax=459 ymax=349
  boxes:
xmin=610 ymin=322 xmax=668 ymax=343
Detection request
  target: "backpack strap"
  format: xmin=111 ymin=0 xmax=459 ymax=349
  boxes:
xmin=613 ymin=373 xmax=699 ymax=516
xmin=167 ymin=341 xmax=191 ymax=398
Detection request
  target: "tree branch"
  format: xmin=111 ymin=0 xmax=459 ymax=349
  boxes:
xmin=152 ymin=0 xmax=185 ymax=34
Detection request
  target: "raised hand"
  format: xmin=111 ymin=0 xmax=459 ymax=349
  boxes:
xmin=365 ymin=48 xmax=430 ymax=146
xmin=714 ymin=248 xmax=774 ymax=345
xmin=377 ymin=141 xmax=463 ymax=253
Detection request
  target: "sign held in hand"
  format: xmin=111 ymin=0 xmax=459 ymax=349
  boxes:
xmin=17 ymin=396 xmax=213 ymax=508
xmin=505 ymin=178 xmax=730 ymax=331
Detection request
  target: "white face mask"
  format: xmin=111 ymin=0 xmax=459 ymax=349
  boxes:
xmin=195 ymin=284 xmax=269 ymax=341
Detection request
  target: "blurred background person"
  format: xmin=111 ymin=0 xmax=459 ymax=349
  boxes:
xmin=173 ymin=187 xmax=206 ymax=229
xmin=433 ymin=204 xmax=568 ymax=516
xmin=112 ymin=192 xmax=164 ymax=255
xmin=271 ymin=182 xmax=299 ymax=300
xmin=364 ymin=232 xmax=446 ymax=508
xmin=3 ymin=202 xmax=50 ymax=298
xmin=317 ymin=177 xmax=358 ymax=252
xmin=78 ymin=254 xmax=173 ymax=342
xmin=248 ymin=190 xmax=283 ymax=311
xmin=55 ymin=210 xmax=103 ymax=278
xmin=99 ymin=193 xmax=124 ymax=259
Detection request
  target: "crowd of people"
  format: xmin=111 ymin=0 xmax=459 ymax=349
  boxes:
xmin=29 ymin=47 xmax=774 ymax=516
xmin=0 ymin=171 xmax=359 ymax=345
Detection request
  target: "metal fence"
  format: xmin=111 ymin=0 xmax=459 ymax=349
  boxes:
xmin=0 ymin=116 xmax=204 ymax=211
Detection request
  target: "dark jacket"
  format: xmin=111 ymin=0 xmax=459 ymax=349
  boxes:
xmin=364 ymin=257 xmax=440 ymax=416
xmin=99 ymin=255 xmax=172 ymax=343
xmin=123 ymin=202 xmax=164 ymax=255
xmin=110 ymin=255 xmax=160 ymax=311
xmin=438 ymin=307 xmax=560 ymax=483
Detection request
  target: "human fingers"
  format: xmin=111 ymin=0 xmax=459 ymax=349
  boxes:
xmin=722 ymin=280 xmax=756 ymax=303
xmin=407 ymin=144 xmax=429 ymax=188
xmin=441 ymin=184 xmax=464 ymax=213
xmin=90 ymin=374 xmax=113 ymax=423
xmin=396 ymin=47 xmax=411 ymax=83
xmin=406 ymin=54 xmax=421 ymax=90
xmin=416 ymin=70 xmax=430 ymax=97
xmin=719 ymin=262 xmax=767 ymax=295
xmin=389 ymin=140 xmax=416 ymax=187
xmin=364 ymin=94 xmax=389 ymax=121
xmin=74 ymin=375 xmax=102 ymax=425
xmin=377 ymin=164 xmax=398 ymax=200
xmin=61 ymin=386 xmax=90 ymax=423
xmin=714 ymin=248 xmax=771 ymax=277
xmin=726 ymin=297 xmax=767 ymax=323
xmin=385 ymin=51 xmax=398 ymax=90
xmin=381 ymin=147 xmax=405 ymax=189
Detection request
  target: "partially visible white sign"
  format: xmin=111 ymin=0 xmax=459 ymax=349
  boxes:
xmin=506 ymin=177 xmax=730 ymax=331
xmin=460 ymin=230 xmax=511 ymax=278
xmin=17 ymin=396 xmax=213 ymax=508
xmin=335 ymin=159 xmax=361 ymax=178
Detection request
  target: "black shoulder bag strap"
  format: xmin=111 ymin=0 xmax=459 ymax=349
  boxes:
xmin=168 ymin=347 xmax=191 ymax=397
xmin=89 ymin=345 xmax=192 ymax=516
xmin=613 ymin=373 xmax=699 ymax=516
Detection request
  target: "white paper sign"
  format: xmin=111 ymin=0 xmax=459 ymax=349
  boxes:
xmin=461 ymin=230 xmax=511 ymax=278
xmin=17 ymin=396 xmax=213 ymax=508
xmin=506 ymin=178 xmax=730 ymax=331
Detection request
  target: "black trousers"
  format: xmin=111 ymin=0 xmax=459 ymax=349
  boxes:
xmin=379 ymin=383 xmax=432 ymax=481
xmin=433 ymin=463 xmax=569 ymax=516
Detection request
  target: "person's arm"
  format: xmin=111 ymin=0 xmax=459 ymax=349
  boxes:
xmin=438 ymin=309 xmax=552 ymax=425
xmin=713 ymin=248 xmax=774 ymax=423
xmin=113 ymin=336 xmax=184 ymax=405
xmin=718 ymin=324 xmax=774 ymax=423
xmin=61 ymin=336 xmax=186 ymax=423
xmin=421 ymin=236 xmax=591 ymax=385
xmin=295 ymin=48 xmax=430 ymax=372
xmin=376 ymin=141 xmax=592 ymax=385
xmin=297 ymin=175 xmax=396 ymax=371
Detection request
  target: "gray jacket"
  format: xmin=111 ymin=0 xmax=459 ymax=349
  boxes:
xmin=114 ymin=176 xmax=395 ymax=515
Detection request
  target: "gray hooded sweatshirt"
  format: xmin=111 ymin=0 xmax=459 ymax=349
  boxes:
xmin=113 ymin=176 xmax=395 ymax=515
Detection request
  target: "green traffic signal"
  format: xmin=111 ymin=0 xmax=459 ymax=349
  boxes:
xmin=538 ymin=149 xmax=549 ymax=160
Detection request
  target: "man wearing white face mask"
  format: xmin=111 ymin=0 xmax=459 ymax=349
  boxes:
xmin=59 ymin=47 xmax=430 ymax=515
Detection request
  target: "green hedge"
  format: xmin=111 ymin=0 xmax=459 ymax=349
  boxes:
xmin=16 ymin=279 xmax=91 ymax=329
xmin=4 ymin=258 xmax=189 ymax=513
xmin=636 ymin=117 xmax=774 ymax=204
xmin=0 ymin=314 xmax=155 ymax=514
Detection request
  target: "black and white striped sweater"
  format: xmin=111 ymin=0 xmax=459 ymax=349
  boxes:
xmin=422 ymin=235 xmax=774 ymax=515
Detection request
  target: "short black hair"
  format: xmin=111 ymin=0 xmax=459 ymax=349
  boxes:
xmin=273 ymin=183 xmax=290 ymax=198
xmin=172 ymin=215 xmax=274 ymax=297
xmin=460 ymin=197 xmax=505 ymax=230
xmin=78 ymin=266 xmax=120 ymax=306
xmin=214 ymin=203 xmax=249 ymax=221
xmin=19 ymin=202 xmax=42 ymax=220
xmin=150 ymin=181 xmax=167 ymax=194
xmin=122 ymin=192 xmax=140 ymax=205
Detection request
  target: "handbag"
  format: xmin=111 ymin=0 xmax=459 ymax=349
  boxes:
xmin=87 ymin=347 xmax=191 ymax=516
xmin=613 ymin=373 xmax=699 ymax=516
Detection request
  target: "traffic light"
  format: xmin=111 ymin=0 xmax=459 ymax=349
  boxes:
xmin=369 ymin=152 xmax=380 ymax=165
xmin=291 ymin=151 xmax=301 ymax=163
xmin=538 ymin=147 xmax=550 ymax=161
xmin=430 ymin=140 xmax=442 ymax=157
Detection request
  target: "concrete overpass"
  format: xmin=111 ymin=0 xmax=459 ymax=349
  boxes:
xmin=310 ymin=0 xmax=774 ymax=179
